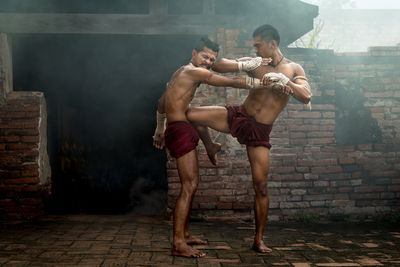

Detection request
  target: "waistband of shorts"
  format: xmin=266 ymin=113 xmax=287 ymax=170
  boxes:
xmin=225 ymin=104 xmax=273 ymax=127
xmin=167 ymin=120 xmax=191 ymax=127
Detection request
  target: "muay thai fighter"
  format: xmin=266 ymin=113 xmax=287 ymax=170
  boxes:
xmin=186 ymin=24 xmax=312 ymax=254
xmin=152 ymin=37 xmax=271 ymax=258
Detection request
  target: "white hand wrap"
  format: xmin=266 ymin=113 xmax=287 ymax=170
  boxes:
xmin=237 ymin=57 xmax=262 ymax=72
xmin=263 ymin=72 xmax=290 ymax=86
xmin=245 ymin=76 xmax=263 ymax=89
xmin=154 ymin=111 xmax=166 ymax=138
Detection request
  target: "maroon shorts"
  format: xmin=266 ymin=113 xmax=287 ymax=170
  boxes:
xmin=164 ymin=121 xmax=199 ymax=159
xmin=226 ymin=104 xmax=273 ymax=149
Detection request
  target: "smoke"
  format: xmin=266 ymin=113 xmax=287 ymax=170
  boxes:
xmin=11 ymin=33 xmax=201 ymax=214
xmin=128 ymin=177 xmax=167 ymax=215
xmin=6 ymin=0 xmax=320 ymax=214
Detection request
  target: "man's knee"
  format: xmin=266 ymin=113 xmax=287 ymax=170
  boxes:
xmin=253 ymin=181 xmax=268 ymax=197
xmin=182 ymin=179 xmax=199 ymax=194
xmin=186 ymin=107 xmax=197 ymax=122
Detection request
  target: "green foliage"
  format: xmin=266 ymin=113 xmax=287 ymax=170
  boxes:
xmin=305 ymin=19 xmax=323 ymax=49
xmin=294 ymin=19 xmax=330 ymax=49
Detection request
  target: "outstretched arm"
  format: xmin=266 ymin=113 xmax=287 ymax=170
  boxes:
xmin=188 ymin=67 xmax=265 ymax=90
xmin=212 ymin=57 xmax=271 ymax=73
xmin=212 ymin=58 xmax=240 ymax=73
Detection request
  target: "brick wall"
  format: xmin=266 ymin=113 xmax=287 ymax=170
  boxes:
xmin=0 ymin=33 xmax=51 ymax=220
xmin=167 ymin=28 xmax=400 ymax=222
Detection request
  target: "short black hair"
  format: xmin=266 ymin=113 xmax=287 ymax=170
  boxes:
xmin=194 ymin=37 xmax=220 ymax=53
xmin=253 ymin=24 xmax=280 ymax=45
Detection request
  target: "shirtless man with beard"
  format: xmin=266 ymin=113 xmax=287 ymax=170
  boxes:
xmin=186 ymin=24 xmax=312 ymax=253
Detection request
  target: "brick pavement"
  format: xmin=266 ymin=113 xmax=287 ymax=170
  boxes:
xmin=0 ymin=215 xmax=399 ymax=266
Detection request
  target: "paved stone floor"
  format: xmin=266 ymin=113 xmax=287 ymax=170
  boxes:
xmin=0 ymin=215 xmax=399 ymax=266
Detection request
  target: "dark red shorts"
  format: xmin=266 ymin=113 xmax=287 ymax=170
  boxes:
xmin=226 ymin=104 xmax=273 ymax=149
xmin=164 ymin=121 xmax=199 ymax=159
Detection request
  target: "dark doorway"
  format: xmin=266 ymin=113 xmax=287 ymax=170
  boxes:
xmin=11 ymin=34 xmax=200 ymax=214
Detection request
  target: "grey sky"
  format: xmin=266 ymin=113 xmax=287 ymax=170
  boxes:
xmin=349 ymin=0 xmax=400 ymax=9
xmin=301 ymin=0 xmax=400 ymax=9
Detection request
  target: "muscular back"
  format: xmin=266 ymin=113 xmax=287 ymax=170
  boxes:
xmin=164 ymin=64 xmax=200 ymax=123
xmin=244 ymin=59 xmax=298 ymax=124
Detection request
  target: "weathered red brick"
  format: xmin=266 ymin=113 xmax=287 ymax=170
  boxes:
xmin=370 ymin=170 xmax=398 ymax=177
xmin=167 ymin=176 xmax=179 ymax=183
xmin=219 ymin=196 xmax=236 ymax=202
xmin=311 ymin=166 xmax=343 ymax=174
xmin=350 ymin=193 xmax=380 ymax=199
xmin=290 ymin=132 xmax=306 ymax=138
xmin=290 ymin=139 xmax=307 ymax=145
xmin=298 ymin=159 xmax=337 ymax=166
xmin=199 ymin=202 xmax=216 ymax=209
xmin=338 ymin=187 xmax=353 ymax=193
xmin=388 ymin=185 xmax=400 ymax=191
xmin=3 ymin=129 xmax=39 ymax=136
xmin=21 ymin=170 xmax=39 ymax=177
xmin=270 ymin=174 xmax=303 ymax=181
xmin=217 ymin=203 xmax=233 ymax=209
xmin=289 ymin=111 xmax=321 ymax=118
xmin=0 ymin=136 xmax=19 ymax=142
xmin=19 ymin=106 xmax=40 ymax=112
xmin=21 ymin=136 xmax=39 ymax=143
xmin=6 ymin=144 xmax=38 ymax=150
xmin=233 ymin=203 xmax=252 ymax=209
xmin=21 ymin=185 xmax=42 ymax=192
xmin=24 ymin=112 xmax=41 ymax=118
xmin=0 ymin=112 xmax=26 ymax=118
xmin=0 ymin=156 xmax=21 ymax=164
xmin=0 ymin=169 xmax=19 ymax=177
xmin=358 ymin=144 xmax=372 ymax=150
xmin=308 ymin=138 xmax=336 ymax=145
xmin=303 ymin=194 xmax=333 ymax=201
xmin=19 ymin=198 xmax=42 ymax=205
xmin=339 ymin=158 xmax=355 ymax=164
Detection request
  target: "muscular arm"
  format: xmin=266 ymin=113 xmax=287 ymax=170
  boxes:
xmin=288 ymin=65 xmax=311 ymax=104
xmin=157 ymin=92 xmax=166 ymax=113
xmin=188 ymin=67 xmax=261 ymax=89
xmin=212 ymin=58 xmax=240 ymax=73
xmin=212 ymin=57 xmax=269 ymax=73
xmin=153 ymin=91 xmax=167 ymax=149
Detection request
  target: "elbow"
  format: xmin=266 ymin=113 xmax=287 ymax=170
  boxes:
xmin=303 ymin=93 xmax=311 ymax=104
xmin=211 ymin=63 xmax=222 ymax=73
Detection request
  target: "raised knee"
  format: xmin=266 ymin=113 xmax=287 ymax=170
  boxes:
xmin=186 ymin=107 xmax=196 ymax=122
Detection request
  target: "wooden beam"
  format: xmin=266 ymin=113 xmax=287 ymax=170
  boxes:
xmin=0 ymin=13 xmax=263 ymax=35
xmin=0 ymin=12 xmax=315 ymax=45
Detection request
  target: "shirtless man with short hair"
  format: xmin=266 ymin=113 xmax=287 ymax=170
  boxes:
xmin=186 ymin=24 xmax=312 ymax=253
xmin=152 ymin=37 xmax=270 ymax=258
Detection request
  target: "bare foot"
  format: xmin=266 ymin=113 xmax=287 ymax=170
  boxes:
xmin=185 ymin=235 xmax=207 ymax=245
xmin=172 ymin=242 xmax=206 ymax=258
xmin=205 ymin=142 xmax=221 ymax=165
xmin=252 ymin=240 xmax=272 ymax=253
